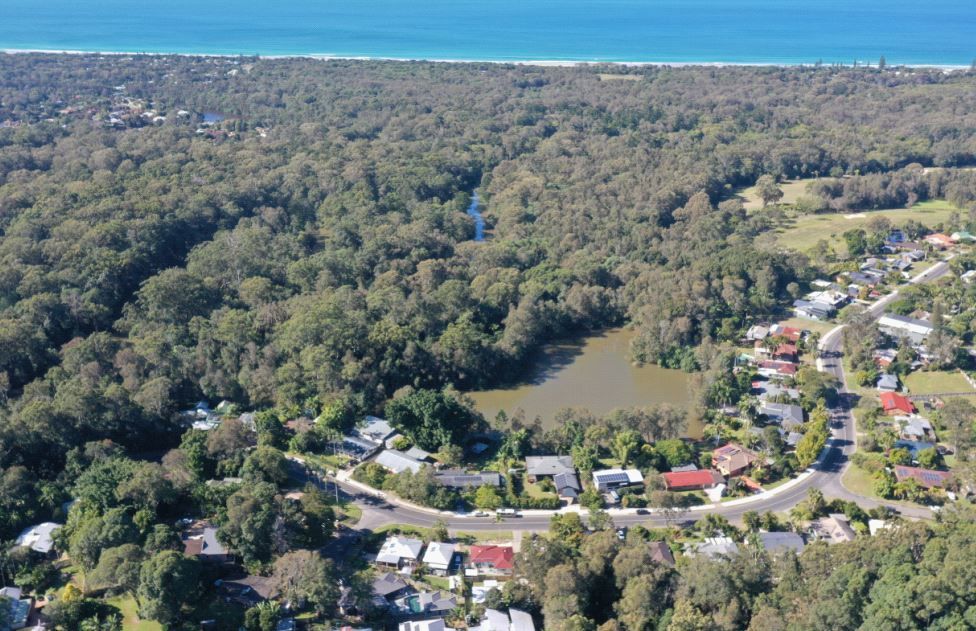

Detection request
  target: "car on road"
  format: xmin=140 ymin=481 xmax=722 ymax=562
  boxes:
xmin=473 ymin=511 xmax=490 ymax=517
xmin=635 ymin=508 xmax=650 ymax=515
xmin=496 ymin=508 xmax=521 ymax=518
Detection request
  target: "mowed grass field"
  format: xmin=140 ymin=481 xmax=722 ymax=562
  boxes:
xmin=767 ymin=200 xmax=960 ymax=255
xmin=904 ymin=370 xmax=975 ymax=395
xmin=737 ymin=177 xmax=819 ymax=211
xmin=105 ymin=596 xmax=162 ymax=631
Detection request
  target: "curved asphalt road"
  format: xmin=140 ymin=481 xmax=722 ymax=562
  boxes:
xmin=324 ymin=260 xmax=950 ymax=532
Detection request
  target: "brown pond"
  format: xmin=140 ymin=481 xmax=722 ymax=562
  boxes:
xmin=467 ymin=328 xmax=699 ymax=434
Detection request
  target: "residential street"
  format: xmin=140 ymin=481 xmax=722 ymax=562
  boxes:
xmin=334 ymin=261 xmax=952 ymax=532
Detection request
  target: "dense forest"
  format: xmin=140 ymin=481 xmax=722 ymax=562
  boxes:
xmin=3 ymin=55 xmax=976 ymax=540
xmin=506 ymin=504 xmax=976 ymax=631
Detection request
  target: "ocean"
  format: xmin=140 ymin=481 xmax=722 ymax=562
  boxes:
xmin=2 ymin=0 xmax=974 ymax=66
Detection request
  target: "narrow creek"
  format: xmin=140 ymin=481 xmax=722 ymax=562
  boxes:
xmin=466 ymin=191 xmax=485 ymax=241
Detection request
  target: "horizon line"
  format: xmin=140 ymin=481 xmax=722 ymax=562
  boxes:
xmin=1 ymin=48 xmax=972 ymax=71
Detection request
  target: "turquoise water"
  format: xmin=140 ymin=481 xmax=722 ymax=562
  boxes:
xmin=2 ymin=0 xmax=974 ymax=65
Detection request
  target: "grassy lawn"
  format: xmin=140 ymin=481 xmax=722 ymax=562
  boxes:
xmin=424 ymin=576 xmax=453 ymax=590
xmin=297 ymin=451 xmax=353 ymax=472
xmin=372 ymin=523 xmax=513 ymax=544
xmin=335 ymin=497 xmax=363 ymax=524
xmin=841 ymin=462 xmax=878 ymax=498
xmin=767 ymin=199 xmax=960 ymax=255
xmin=904 ymin=370 xmax=975 ymax=395
xmin=777 ymin=316 xmax=838 ymax=337
xmin=105 ymin=596 xmax=162 ymax=631
xmin=523 ymin=480 xmax=557 ymax=500
xmin=737 ymin=177 xmax=820 ymax=212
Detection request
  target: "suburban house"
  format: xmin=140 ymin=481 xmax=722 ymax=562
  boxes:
xmin=880 ymin=391 xmax=916 ymax=415
xmin=770 ymin=324 xmax=802 ymax=342
xmin=182 ymin=523 xmax=231 ymax=563
xmin=399 ymin=620 xmax=447 ymax=631
xmin=745 ymin=324 xmax=770 ymax=341
xmin=793 ymin=299 xmax=833 ymax=321
xmin=553 ymin=471 xmax=582 ymax=503
xmin=435 ymin=470 xmax=503 ymax=489
xmin=754 ymin=382 xmax=800 ymax=401
xmin=592 ymin=469 xmax=644 ymax=492
xmin=524 ymin=455 xmax=581 ymax=501
xmin=0 ymin=586 xmax=31 ymax=631
xmin=753 ymin=532 xmax=805 ymax=555
xmin=394 ymin=591 xmax=458 ymax=618
xmin=471 ymin=608 xmax=537 ymax=631
xmin=421 ymin=542 xmax=457 ymax=575
xmin=684 ymin=536 xmax=738 ymax=559
xmin=897 ymin=416 xmax=935 ymax=441
xmin=873 ymin=348 xmax=898 ymax=368
xmin=878 ymin=313 xmax=934 ymax=345
xmin=757 ymin=360 xmax=798 ymax=379
xmin=524 ymin=455 xmax=575 ymax=481
xmin=924 ymin=233 xmax=954 ymax=249
xmin=811 ymin=514 xmax=856 ymax=544
xmin=356 ymin=416 xmax=399 ymax=447
xmin=711 ymin=444 xmax=758 ymax=477
xmin=466 ymin=545 xmax=515 ymax=577
xmin=404 ymin=446 xmax=433 ymax=462
xmin=375 ymin=449 xmax=424 ymax=474
xmin=893 ymin=465 xmax=952 ymax=489
xmin=373 ymin=572 xmax=414 ymax=601
xmin=376 ymin=536 xmax=424 ymax=571
xmin=876 ymin=373 xmax=899 ymax=392
xmin=216 ymin=575 xmax=277 ymax=607
xmin=759 ymin=402 xmax=804 ymax=428
xmin=772 ymin=343 xmax=799 ymax=362
xmin=649 ymin=541 xmax=676 ymax=566
xmin=14 ymin=522 xmax=60 ymax=556
xmin=663 ymin=469 xmax=724 ymax=491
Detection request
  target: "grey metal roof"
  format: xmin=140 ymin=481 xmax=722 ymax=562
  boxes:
xmin=525 ymin=455 xmax=574 ymax=477
xmin=375 ymin=449 xmax=423 ymax=474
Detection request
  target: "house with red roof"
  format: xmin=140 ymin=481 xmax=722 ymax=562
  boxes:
xmin=466 ymin=545 xmax=514 ymax=577
xmin=880 ymin=391 xmax=916 ymax=416
xmin=663 ymin=469 xmax=725 ymax=491
xmin=757 ymin=360 xmax=798 ymax=379
xmin=772 ymin=343 xmax=798 ymax=362
xmin=771 ymin=325 xmax=802 ymax=342
xmin=894 ymin=465 xmax=952 ymax=489
xmin=924 ymin=233 xmax=954 ymax=249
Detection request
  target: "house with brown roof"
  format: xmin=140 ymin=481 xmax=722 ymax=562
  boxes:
xmin=648 ymin=541 xmax=675 ymax=566
xmin=894 ymin=465 xmax=952 ymax=489
xmin=711 ymin=444 xmax=758 ymax=477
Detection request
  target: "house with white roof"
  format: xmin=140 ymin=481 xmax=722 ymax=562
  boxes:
xmin=376 ymin=536 xmax=424 ymax=571
xmin=399 ymin=620 xmax=446 ymax=631
xmin=811 ymin=514 xmax=856 ymax=544
xmin=471 ymin=608 xmax=537 ymax=631
xmin=375 ymin=449 xmax=424 ymax=474
xmin=684 ymin=536 xmax=738 ymax=559
xmin=421 ymin=542 xmax=457 ymax=575
xmin=15 ymin=522 xmax=61 ymax=556
xmin=878 ymin=313 xmax=934 ymax=345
